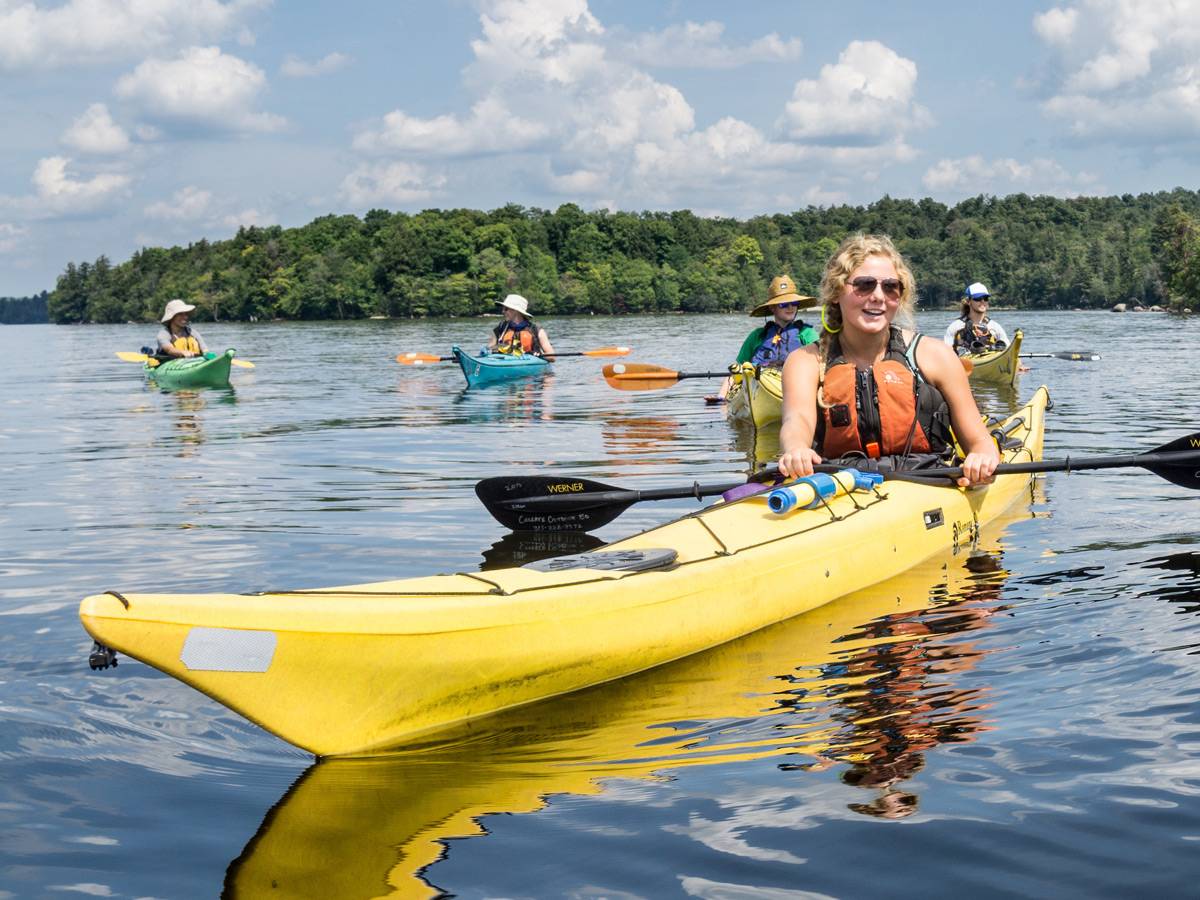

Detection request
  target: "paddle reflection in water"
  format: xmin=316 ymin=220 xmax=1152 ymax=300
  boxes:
xmin=601 ymin=414 xmax=684 ymax=465
xmin=480 ymin=530 xmax=606 ymax=570
xmin=224 ymin=494 xmax=1032 ymax=898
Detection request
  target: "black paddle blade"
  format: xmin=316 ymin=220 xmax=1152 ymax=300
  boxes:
xmin=1141 ymin=433 xmax=1200 ymax=490
xmin=475 ymin=475 xmax=633 ymax=532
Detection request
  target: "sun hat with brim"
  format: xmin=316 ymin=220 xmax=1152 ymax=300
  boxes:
xmin=496 ymin=293 xmax=533 ymax=318
xmin=749 ymin=275 xmax=818 ymax=317
xmin=965 ymin=282 xmax=990 ymax=299
xmin=161 ymin=298 xmax=196 ymax=322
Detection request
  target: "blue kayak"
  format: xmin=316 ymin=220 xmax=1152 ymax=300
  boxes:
xmin=452 ymin=346 xmax=549 ymax=388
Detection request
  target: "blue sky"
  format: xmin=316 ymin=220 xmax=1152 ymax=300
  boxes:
xmin=3 ymin=0 xmax=1199 ymax=296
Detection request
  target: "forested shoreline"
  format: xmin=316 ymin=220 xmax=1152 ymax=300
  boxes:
xmin=0 ymin=292 xmax=48 ymax=324
xmin=45 ymin=190 xmax=1200 ymax=325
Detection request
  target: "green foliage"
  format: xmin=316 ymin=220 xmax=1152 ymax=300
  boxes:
xmin=44 ymin=188 xmax=1200 ymax=323
xmin=0 ymin=291 xmax=49 ymax=323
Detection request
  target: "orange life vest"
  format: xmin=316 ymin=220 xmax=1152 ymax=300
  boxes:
xmin=817 ymin=328 xmax=951 ymax=459
xmin=494 ymin=321 xmax=539 ymax=355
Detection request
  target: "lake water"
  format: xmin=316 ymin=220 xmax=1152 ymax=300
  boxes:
xmin=2 ymin=311 xmax=1198 ymax=898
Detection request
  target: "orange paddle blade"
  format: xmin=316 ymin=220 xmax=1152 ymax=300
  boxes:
xmin=602 ymin=362 xmax=681 ymax=390
xmin=580 ymin=346 xmax=633 ymax=357
xmin=960 ymin=356 xmax=975 ymax=374
xmin=396 ymin=352 xmax=449 ymax=365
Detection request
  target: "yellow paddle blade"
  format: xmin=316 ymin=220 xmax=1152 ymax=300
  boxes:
xmin=580 ymin=346 xmax=633 ymax=357
xmin=117 ymin=350 xmax=253 ymax=368
xmin=602 ymin=362 xmax=681 ymax=391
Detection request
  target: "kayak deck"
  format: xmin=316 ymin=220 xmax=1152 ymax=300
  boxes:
xmin=80 ymin=387 xmax=1049 ymax=757
xmin=452 ymin=345 xmax=549 ymax=387
xmin=966 ymin=329 xmax=1023 ymax=386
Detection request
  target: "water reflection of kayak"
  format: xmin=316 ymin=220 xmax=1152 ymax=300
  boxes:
xmin=223 ymin=509 xmax=1031 ymax=898
xmin=79 ymin=388 xmax=1049 ymax=757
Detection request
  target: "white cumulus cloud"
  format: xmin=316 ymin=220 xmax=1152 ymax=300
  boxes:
xmin=62 ymin=104 xmax=131 ymax=155
xmin=0 ymin=0 xmax=270 ymax=70
xmin=353 ymin=96 xmax=551 ymax=157
xmin=622 ymin=21 xmax=802 ymax=69
xmin=1035 ymin=0 xmax=1200 ymax=141
xmin=222 ymin=208 xmax=274 ymax=229
xmin=0 ymin=156 xmax=133 ymax=217
xmin=115 ymin=46 xmax=285 ymax=134
xmin=779 ymin=40 xmax=929 ymax=144
xmin=144 ymin=186 xmax=214 ymax=221
xmin=281 ymin=52 xmax=350 ymax=77
xmin=345 ymin=1 xmax=930 ymax=213
xmin=922 ymin=155 xmax=1100 ymax=197
xmin=339 ymin=162 xmax=446 ymax=207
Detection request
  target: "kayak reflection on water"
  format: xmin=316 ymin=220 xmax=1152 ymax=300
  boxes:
xmin=224 ymin=501 xmax=1030 ymax=896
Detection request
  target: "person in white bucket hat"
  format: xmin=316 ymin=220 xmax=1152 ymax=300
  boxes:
xmin=155 ymin=299 xmax=208 ymax=359
xmin=487 ymin=293 xmax=556 ymax=358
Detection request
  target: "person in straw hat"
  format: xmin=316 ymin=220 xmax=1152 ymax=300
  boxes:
xmin=706 ymin=275 xmax=819 ymax=403
xmin=154 ymin=299 xmax=208 ymax=359
xmin=487 ymin=293 xmax=556 ymax=358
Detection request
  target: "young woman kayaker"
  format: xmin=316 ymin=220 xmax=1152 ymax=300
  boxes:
xmin=156 ymin=299 xmax=208 ymax=359
xmin=488 ymin=294 xmax=556 ymax=358
xmin=706 ymin=275 xmax=819 ymax=403
xmin=943 ymin=282 xmax=1009 ymax=353
xmin=777 ymin=234 xmax=999 ymax=488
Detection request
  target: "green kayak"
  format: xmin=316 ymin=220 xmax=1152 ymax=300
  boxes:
xmin=145 ymin=349 xmax=235 ymax=389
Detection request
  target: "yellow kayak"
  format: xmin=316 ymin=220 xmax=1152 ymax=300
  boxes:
xmin=225 ymin=503 xmax=1033 ymax=896
xmin=966 ymin=328 xmax=1023 ymax=386
xmin=725 ymin=362 xmax=783 ymax=428
xmin=79 ymin=386 xmax=1049 ymax=757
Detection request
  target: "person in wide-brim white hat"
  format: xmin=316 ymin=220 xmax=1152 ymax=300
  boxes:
xmin=155 ymin=299 xmax=208 ymax=359
xmin=488 ymin=293 xmax=556 ymax=357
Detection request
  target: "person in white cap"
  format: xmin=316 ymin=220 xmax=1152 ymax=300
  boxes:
xmin=155 ymin=299 xmax=208 ymax=358
xmin=943 ymin=282 xmax=1010 ymax=354
xmin=487 ymin=293 xmax=556 ymax=358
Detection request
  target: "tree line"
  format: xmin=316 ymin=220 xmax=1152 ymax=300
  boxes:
xmin=0 ymin=292 xmax=49 ymax=324
xmin=45 ymin=189 xmax=1200 ymax=325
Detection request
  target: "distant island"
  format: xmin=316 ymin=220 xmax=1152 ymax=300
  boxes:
xmin=45 ymin=190 xmax=1200 ymax=324
xmin=0 ymin=291 xmax=49 ymax=324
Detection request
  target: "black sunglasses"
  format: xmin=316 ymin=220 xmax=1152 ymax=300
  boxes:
xmin=849 ymin=276 xmax=902 ymax=297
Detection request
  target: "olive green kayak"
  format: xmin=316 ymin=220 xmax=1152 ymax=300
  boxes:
xmin=145 ymin=349 xmax=235 ymax=389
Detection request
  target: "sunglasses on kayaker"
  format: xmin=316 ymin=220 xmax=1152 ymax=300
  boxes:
xmin=971 ymin=296 xmax=990 ymax=303
xmin=849 ymin=276 xmax=903 ymax=297
xmin=776 ymin=301 xmax=800 ymax=309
